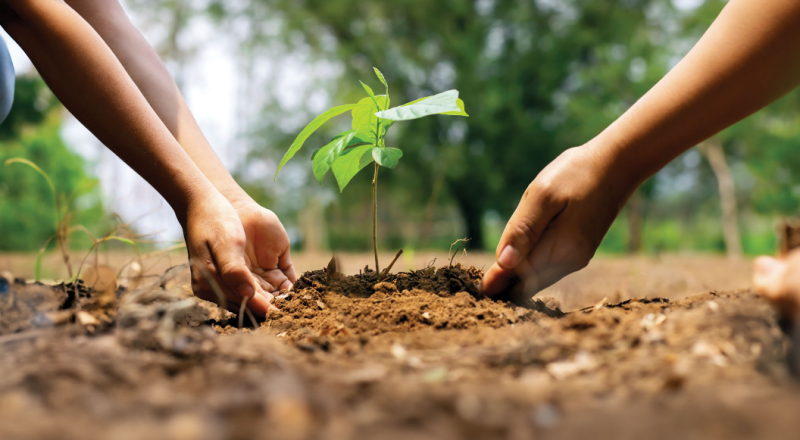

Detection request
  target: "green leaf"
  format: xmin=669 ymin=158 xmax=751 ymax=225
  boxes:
xmin=373 ymin=67 xmax=388 ymax=88
xmin=372 ymin=147 xmax=403 ymax=169
xmin=274 ymin=103 xmax=363 ymax=181
xmin=348 ymin=128 xmax=374 ymax=147
xmin=351 ymin=96 xmax=388 ymax=141
xmin=331 ymin=144 xmax=375 ymax=192
xmin=374 ymin=90 xmax=461 ymax=121
xmin=442 ymin=98 xmax=469 ymax=117
xmin=360 ymin=80 xmax=379 ymax=108
xmin=312 ymin=130 xmax=357 ymax=184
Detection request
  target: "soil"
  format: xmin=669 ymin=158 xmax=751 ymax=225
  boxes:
xmin=1 ymin=262 xmax=799 ymax=440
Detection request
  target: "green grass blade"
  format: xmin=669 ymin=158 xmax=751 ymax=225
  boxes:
xmin=34 ymin=234 xmax=57 ymax=282
xmin=5 ymin=158 xmax=56 ymax=196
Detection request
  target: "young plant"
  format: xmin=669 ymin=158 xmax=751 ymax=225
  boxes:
xmin=275 ymin=68 xmax=468 ymax=273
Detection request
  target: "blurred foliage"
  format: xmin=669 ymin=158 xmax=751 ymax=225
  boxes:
xmin=215 ymin=0 xmax=686 ymax=249
xmin=0 ymin=76 xmax=108 ymax=251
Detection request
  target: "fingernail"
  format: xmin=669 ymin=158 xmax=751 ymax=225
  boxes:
xmin=238 ymin=284 xmax=255 ymax=299
xmin=498 ymin=245 xmax=521 ymax=269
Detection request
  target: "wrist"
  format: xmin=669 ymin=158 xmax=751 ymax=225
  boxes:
xmin=170 ymin=178 xmax=219 ymax=227
xmin=583 ymin=133 xmax=651 ymax=189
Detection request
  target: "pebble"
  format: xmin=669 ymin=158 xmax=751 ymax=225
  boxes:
xmin=531 ymin=403 xmax=559 ymax=428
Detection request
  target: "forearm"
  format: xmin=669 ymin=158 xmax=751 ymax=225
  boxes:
xmin=65 ymin=0 xmax=248 ymax=201
xmin=0 ymin=0 xmax=215 ymax=217
xmin=590 ymin=0 xmax=800 ymax=186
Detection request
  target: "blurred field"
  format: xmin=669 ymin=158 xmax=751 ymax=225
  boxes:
xmin=0 ymin=250 xmax=754 ymax=311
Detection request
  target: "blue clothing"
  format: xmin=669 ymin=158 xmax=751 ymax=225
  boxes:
xmin=0 ymin=37 xmax=14 ymax=124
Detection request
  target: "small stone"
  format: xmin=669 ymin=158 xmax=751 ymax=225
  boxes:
xmin=707 ymin=301 xmax=719 ymax=312
xmin=531 ymin=403 xmax=559 ymax=428
xmin=316 ymin=300 xmax=326 ymax=310
xmin=422 ymin=366 xmax=448 ymax=382
xmin=390 ymin=343 xmax=407 ymax=361
xmin=545 ymin=351 xmax=597 ymax=380
xmin=77 ymin=311 xmax=100 ymax=326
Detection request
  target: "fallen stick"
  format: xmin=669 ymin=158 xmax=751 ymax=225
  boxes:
xmin=378 ymin=249 xmax=403 ymax=281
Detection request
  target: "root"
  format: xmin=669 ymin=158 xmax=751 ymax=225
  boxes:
xmin=238 ymin=295 xmax=258 ymax=329
xmin=449 ymin=238 xmax=472 ymax=266
xmin=239 ymin=296 xmax=250 ymax=329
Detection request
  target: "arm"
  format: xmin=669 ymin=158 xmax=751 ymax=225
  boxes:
xmin=483 ymin=0 xmax=800 ymax=299
xmin=0 ymin=0 xmax=275 ymax=315
xmin=64 ymin=0 xmax=296 ymax=291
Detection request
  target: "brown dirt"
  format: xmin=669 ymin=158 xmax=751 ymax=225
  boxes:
xmin=1 ymin=262 xmax=799 ymax=440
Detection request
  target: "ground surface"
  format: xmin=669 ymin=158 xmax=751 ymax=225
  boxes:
xmin=1 ymin=253 xmax=798 ymax=440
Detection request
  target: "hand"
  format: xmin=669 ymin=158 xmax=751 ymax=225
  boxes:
xmin=227 ymin=195 xmax=297 ymax=293
xmin=481 ymin=145 xmax=636 ymax=302
xmin=754 ymin=250 xmax=800 ymax=320
xmin=182 ymin=190 xmax=275 ymax=317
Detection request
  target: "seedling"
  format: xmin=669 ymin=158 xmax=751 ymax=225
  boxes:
xmin=275 ymin=68 xmax=468 ymax=273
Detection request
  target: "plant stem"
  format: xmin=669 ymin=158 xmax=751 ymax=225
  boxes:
xmin=372 ymin=162 xmax=380 ymax=274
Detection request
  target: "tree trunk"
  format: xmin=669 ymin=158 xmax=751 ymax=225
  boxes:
xmin=699 ymin=140 xmax=743 ymax=258
xmin=459 ymin=202 xmax=484 ymax=250
xmin=298 ymin=197 xmax=326 ymax=253
xmin=626 ymin=189 xmax=643 ymax=254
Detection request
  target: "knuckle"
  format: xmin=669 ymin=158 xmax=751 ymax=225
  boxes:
xmin=510 ymin=221 xmax=540 ymax=248
xmin=219 ymin=261 xmax=245 ymax=278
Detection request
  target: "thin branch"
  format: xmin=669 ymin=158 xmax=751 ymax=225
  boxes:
xmin=379 ymin=249 xmax=403 ymax=281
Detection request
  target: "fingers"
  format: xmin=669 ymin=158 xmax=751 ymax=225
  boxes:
xmin=495 ymin=184 xmax=562 ymax=270
xmin=234 ymin=288 xmax=274 ymax=317
xmin=279 ymin=249 xmax=297 ymax=284
xmin=209 ymin=235 xmax=257 ymax=302
xmin=753 ymin=256 xmax=785 ymax=300
xmin=481 ymin=262 xmax=520 ymax=297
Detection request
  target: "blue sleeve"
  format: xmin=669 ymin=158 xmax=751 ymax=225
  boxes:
xmin=0 ymin=37 xmax=15 ymax=124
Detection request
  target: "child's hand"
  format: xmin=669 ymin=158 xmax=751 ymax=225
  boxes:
xmin=754 ymin=251 xmax=800 ymax=320
xmin=228 ymin=196 xmax=297 ymax=293
xmin=183 ymin=191 xmax=276 ymax=317
xmin=481 ymin=146 xmax=635 ymax=301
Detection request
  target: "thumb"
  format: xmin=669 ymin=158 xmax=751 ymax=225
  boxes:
xmin=495 ymin=186 xmax=562 ymax=270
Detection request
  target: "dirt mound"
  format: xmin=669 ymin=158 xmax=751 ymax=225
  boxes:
xmin=1 ymin=262 xmax=799 ymax=440
xmin=227 ymin=265 xmax=560 ymax=346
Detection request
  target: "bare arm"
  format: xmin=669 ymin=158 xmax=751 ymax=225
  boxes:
xmin=595 ymin=0 xmax=800 ymax=187
xmin=63 ymin=0 xmax=247 ymax=201
xmin=61 ymin=0 xmax=296 ymax=290
xmin=0 ymin=0 xmax=278 ymax=314
xmin=1 ymin=0 xmax=211 ymax=212
xmin=483 ymin=0 xmax=800 ymax=299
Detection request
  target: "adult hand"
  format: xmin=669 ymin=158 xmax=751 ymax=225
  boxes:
xmin=754 ymin=250 xmax=800 ymax=320
xmin=182 ymin=190 xmax=275 ymax=317
xmin=481 ymin=145 xmax=636 ymax=302
xmin=228 ymin=195 xmax=297 ymax=293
